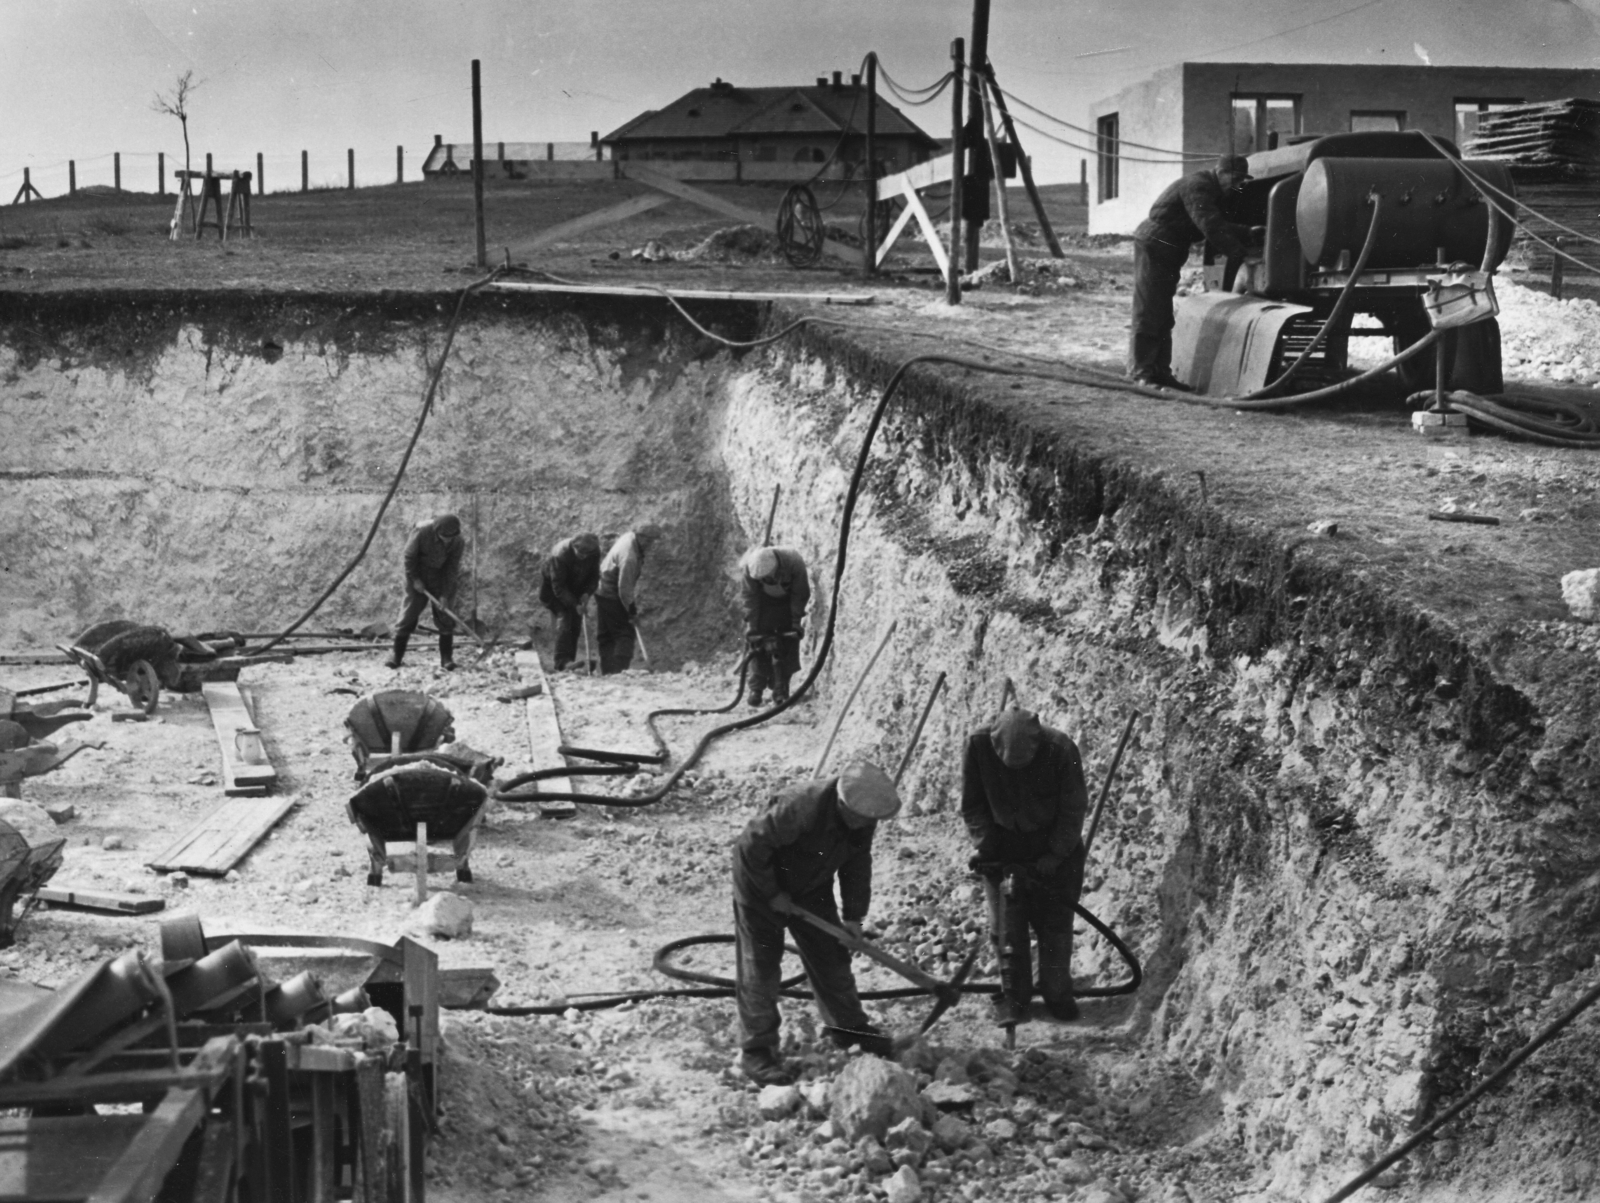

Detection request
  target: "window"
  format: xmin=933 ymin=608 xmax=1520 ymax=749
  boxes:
xmin=1455 ymin=98 xmax=1523 ymax=147
xmin=1096 ymin=113 xmax=1119 ymax=202
xmin=1350 ymin=110 xmax=1405 ymax=133
xmin=1231 ymin=94 xmax=1301 ymax=153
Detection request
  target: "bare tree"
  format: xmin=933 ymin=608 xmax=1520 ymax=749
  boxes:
xmin=152 ymin=70 xmax=199 ymax=189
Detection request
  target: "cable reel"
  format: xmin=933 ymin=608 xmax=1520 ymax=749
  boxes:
xmin=776 ymin=184 xmax=826 ymax=269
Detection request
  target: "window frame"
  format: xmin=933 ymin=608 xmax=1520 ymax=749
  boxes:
xmin=1230 ymin=93 xmax=1303 ymax=154
xmin=1454 ymin=97 xmax=1524 ymax=146
xmin=1096 ymin=113 xmax=1120 ymax=203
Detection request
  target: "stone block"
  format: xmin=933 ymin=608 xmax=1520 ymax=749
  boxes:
xmin=884 ymin=1165 xmax=921 ymax=1203
xmin=757 ymin=1083 xmax=802 ymax=1120
xmin=407 ymin=891 xmax=474 ymax=939
xmin=1562 ymin=568 xmax=1599 ymax=622
xmin=830 ymin=1057 xmax=921 ymax=1143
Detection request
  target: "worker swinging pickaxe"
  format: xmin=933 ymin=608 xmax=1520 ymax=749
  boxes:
xmin=785 ymin=903 xmax=979 ymax=1037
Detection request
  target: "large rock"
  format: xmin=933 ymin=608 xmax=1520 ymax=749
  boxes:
xmin=885 ymin=1116 xmax=932 ymax=1157
xmin=757 ymin=1083 xmax=802 ymax=1120
xmin=406 ymin=891 xmax=474 ymax=939
xmin=1562 ymin=568 xmax=1599 ymax=622
xmin=931 ymin=1113 xmax=972 ymax=1151
xmin=829 ymin=1057 xmax=921 ymax=1143
xmin=884 ymin=1165 xmax=921 ymax=1203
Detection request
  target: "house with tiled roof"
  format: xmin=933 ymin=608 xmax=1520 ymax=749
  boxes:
xmin=599 ymin=72 xmax=941 ymax=174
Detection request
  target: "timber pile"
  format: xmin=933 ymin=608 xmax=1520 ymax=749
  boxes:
xmin=1465 ymin=100 xmax=1600 ymax=275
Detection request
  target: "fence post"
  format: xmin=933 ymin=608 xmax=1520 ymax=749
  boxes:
xmin=347 ymin=149 xmax=354 ymax=189
xmin=205 ymin=152 xmax=213 ymax=179
xmin=301 ymin=150 xmax=308 ymax=192
xmin=397 ymin=145 xmax=404 ymax=184
xmin=1080 ymin=159 xmax=1087 ymax=205
xmin=591 ymin=131 xmax=600 ymax=162
xmin=947 ymin=36 xmax=965 ymax=305
xmin=257 ymin=152 xmax=264 ymax=196
xmin=158 ymin=152 xmax=165 ymax=195
xmin=497 ymin=141 xmax=504 ymax=162
xmin=69 ymin=161 xmax=76 ymax=195
xmin=22 ymin=167 xmax=31 ymax=203
xmin=865 ymin=53 xmax=877 ymax=278
xmin=113 ymin=152 xmax=120 ymax=190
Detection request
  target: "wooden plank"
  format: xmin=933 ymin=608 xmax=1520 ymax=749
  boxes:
xmin=899 ymin=183 xmax=951 ymax=277
xmin=83 ymin=1085 xmax=210 ymax=1203
xmin=513 ymin=651 xmax=577 ymax=818
xmin=188 ymin=1121 xmax=235 ymax=1203
xmin=146 ymin=796 xmax=296 ymax=876
xmin=201 ymin=682 xmax=276 ymax=795
xmin=0 ymin=1114 xmax=145 ymax=1200
xmin=490 ymin=281 xmax=873 ymax=304
xmin=880 ymin=153 xmax=953 ymax=195
xmin=508 ymin=191 xmax=673 ymax=257
xmin=37 ymin=886 xmax=166 ymax=914
xmin=619 ymin=163 xmax=864 ymax=267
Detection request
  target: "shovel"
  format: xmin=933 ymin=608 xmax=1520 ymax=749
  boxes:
xmin=788 ymin=903 xmax=975 ymax=1036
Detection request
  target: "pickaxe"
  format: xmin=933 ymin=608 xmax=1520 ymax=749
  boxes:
xmin=787 ymin=903 xmax=977 ymax=1036
xmin=418 ymin=588 xmax=493 ymax=662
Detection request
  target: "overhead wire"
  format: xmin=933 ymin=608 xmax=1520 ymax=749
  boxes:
xmin=991 ymin=84 xmax=1217 ymax=160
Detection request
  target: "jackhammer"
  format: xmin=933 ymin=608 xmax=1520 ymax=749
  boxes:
xmin=970 ymin=858 xmax=1032 ymax=1047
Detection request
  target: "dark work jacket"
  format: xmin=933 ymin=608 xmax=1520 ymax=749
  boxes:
xmin=960 ymin=725 xmax=1088 ymax=866
xmin=542 ymin=537 xmax=600 ymax=609
xmin=741 ymin=547 xmax=811 ymax=631
xmin=402 ymin=520 xmax=463 ymax=598
xmin=1133 ymin=169 xmax=1251 ymax=259
xmin=732 ymin=779 xmax=875 ymax=921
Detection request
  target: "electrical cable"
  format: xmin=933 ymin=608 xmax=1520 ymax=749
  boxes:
xmin=1426 ymin=132 xmax=1600 ymax=252
xmin=245 ymin=267 xmax=501 ymax=655
xmin=1004 ymin=111 xmax=1203 ymax=165
xmin=991 ymin=84 xmax=1217 ymax=161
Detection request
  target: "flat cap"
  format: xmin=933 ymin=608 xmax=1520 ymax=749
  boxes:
xmin=837 ymin=760 xmax=901 ymax=820
xmin=1216 ymin=154 xmax=1252 ymax=178
xmin=434 ymin=514 xmax=462 ymax=538
xmin=990 ymin=707 xmax=1042 ymax=769
xmin=749 ymin=547 xmax=780 ymax=580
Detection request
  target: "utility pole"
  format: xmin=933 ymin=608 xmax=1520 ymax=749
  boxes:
xmin=947 ymin=37 xmax=965 ymax=305
xmin=864 ymin=53 xmax=878 ymax=279
xmin=472 ymin=58 xmax=487 ymax=270
xmin=965 ymin=0 xmax=992 ymax=271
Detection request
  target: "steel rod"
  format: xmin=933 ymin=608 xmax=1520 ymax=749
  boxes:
xmin=893 ymin=671 xmax=947 ymax=787
xmin=812 ymin=620 xmax=897 ymax=778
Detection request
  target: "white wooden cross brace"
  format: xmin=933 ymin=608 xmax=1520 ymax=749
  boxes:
xmin=873 ymin=154 xmax=953 ymax=277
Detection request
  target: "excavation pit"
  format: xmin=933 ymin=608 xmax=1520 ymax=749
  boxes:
xmin=2 ymin=285 xmax=1600 ymax=1201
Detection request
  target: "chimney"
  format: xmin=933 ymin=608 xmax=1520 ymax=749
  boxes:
xmin=851 ymin=73 xmax=861 ymax=86
xmin=832 ymin=70 xmax=842 ymax=88
xmin=816 ymin=76 xmax=827 ymax=87
xmin=590 ymin=130 xmax=598 ymax=146
xmin=434 ymin=134 xmax=442 ymax=146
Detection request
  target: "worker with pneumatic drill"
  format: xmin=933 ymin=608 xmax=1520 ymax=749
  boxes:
xmin=594 ymin=524 xmax=663 ymax=674
xmin=962 ymin=707 xmax=1089 ymax=1025
xmin=538 ymin=532 xmax=601 ymax=671
xmin=1129 ymin=154 xmax=1258 ymax=391
xmin=386 ymin=513 xmax=464 ymax=672
xmin=731 ymin=760 xmax=902 ymax=1086
xmin=741 ymin=546 xmax=810 ymax=707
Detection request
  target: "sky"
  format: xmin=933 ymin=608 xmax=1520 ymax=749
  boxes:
xmin=3 ymin=0 xmax=1600 ymax=197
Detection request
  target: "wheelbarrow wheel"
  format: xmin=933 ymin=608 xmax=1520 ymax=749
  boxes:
xmin=125 ymin=660 xmax=161 ymax=714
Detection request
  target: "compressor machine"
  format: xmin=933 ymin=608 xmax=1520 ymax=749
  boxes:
xmin=1171 ymin=130 xmax=1515 ymax=399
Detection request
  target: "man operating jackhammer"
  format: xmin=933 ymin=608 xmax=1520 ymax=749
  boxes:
xmin=962 ymin=707 xmax=1089 ymax=1025
xmin=386 ymin=513 xmax=465 ymax=671
xmin=1129 ymin=154 xmax=1257 ymax=390
xmin=740 ymin=546 xmax=810 ymax=707
xmin=731 ymin=760 xmax=901 ymax=1086
xmin=538 ymin=532 xmax=601 ymax=671
xmin=594 ymin=524 xmax=663 ymax=674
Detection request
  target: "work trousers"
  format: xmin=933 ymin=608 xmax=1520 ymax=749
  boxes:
xmin=982 ymin=840 xmax=1087 ymax=1020
xmin=748 ymin=593 xmax=801 ymax=699
xmin=734 ymin=890 xmax=873 ymax=1053
xmin=392 ymin=588 xmax=455 ymax=665
xmin=547 ymin=603 xmax=583 ymax=671
xmin=1127 ymin=239 xmax=1189 ymax=381
xmin=595 ymin=595 xmax=635 ymax=674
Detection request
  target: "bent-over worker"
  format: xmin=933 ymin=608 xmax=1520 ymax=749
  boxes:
xmin=741 ymin=546 xmax=810 ymax=707
xmin=595 ymin=524 xmax=664 ymax=674
xmin=732 ymin=760 xmax=901 ymax=1085
xmin=538 ymin=532 xmax=601 ymax=671
xmin=1129 ymin=154 xmax=1255 ymax=390
xmin=962 ymin=707 xmax=1089 ymax=1023
xmin=387 ymin=513 xmax=464 ymax=671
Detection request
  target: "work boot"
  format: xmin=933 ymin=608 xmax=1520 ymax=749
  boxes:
xmin=1045 ymin=995 xmax=1081 ymax=1022
xmin=439 ymin=631 xmax=456 ymax=671
xmin=739 ymin=1048 xmax=796 ymax=1086
xmin=385 ymin=632 xmax=408 ymax=671
xmin=747 ymin=686 xmax=765 ymax=708
xmin=825 ymin=1025 xmax=894 ymax=1059
xmin=771 ymin=679 xmax=791 ymax=706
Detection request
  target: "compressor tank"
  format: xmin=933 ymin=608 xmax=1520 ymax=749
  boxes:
xmin=1296 ymin=156 xmax=1515 ymax=270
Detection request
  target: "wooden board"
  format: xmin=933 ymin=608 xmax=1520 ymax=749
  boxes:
xmin=512 ymin=651 xmax=577 ymax=818
xmin=36 ymin=886 xmax=166 ymax=914
xmin=146 ymin=795 xmax=296 ymax=876
xmin=491 ymin=281 xmax=874 ymax=304
xmin=202 ymin=682 xmax=276 ymax=795
xmin=508 ymin=191 xmax=674 ymax=257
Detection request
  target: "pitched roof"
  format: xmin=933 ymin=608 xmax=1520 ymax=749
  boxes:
xmin=600 ymin=79 xmax=938 ymax=146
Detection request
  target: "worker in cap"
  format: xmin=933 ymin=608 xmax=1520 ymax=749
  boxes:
xmin=387 ymin=513 xmax=465 ymax=671
xmin=740 ymin=545 xmax=811 ymax=707
xmin=731 ymin=760 xmax=901 ymax=1085
xmin=1128 ymin=153 xmax=1257 ymax=390
xmin=962 ymin=707 xmax=1089 ymax=1024
xmin=538 ymin=532 xmax=602 ymax=671
xmin=594 ymin=524 xmax=665 ymax=674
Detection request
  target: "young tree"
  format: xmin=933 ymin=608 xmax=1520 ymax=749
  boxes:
xmin=152 ymin=70 xmax=199 ymax=232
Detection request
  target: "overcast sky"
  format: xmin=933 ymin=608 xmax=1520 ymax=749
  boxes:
xmin=3 ymin=0 xmax=1599 ymax=196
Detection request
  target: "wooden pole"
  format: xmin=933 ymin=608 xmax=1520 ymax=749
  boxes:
xmin=114 ymin=152 xmax=121 ymax=191
xmin=1080 ymin=158 xmax=1088 ymax=206
xmin=980 ymin=77 xmax=1018 ymax=283
xmin=396 ymin=145 xmax=404 ymax=185
xmin=68 ymin=161 xmax=76 ymax=195
xmin=813 ymin=620 xmax=898 ymax=778
xmin=1083 ymin=711 xmax=1138 ymax=858
xmin=205 ymin=152 xmax=213 ymax=178
xmin=256 ymin=152 xmax=264 ymax=196
xmin=347 ymin=148 xmax=354 ymax=190
xmin=947 ymin=37 xmax=965 ymax=305
xmin=986 ymin=64 xmax=1064 ymax=259
xmin=893 ymin=671 xmax=946 ymax=787
xmin=301 ymin=150 xmax=308 ymax=192
xmin=865 ymin=54 xmax=878 ymax=278
xmin=761 ymin=484 xmax=781 ymax=545
xmin=965 ymin=0 xmax=992 ymax=273
xmin=158 ymin=152 xmax=165 ymax=195
xmin=472 ymin=59 xmax=487 ymax=269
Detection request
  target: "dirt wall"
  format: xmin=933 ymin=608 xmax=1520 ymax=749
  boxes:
xmin=718 ymin=324 xmax=1600 ymax=1199
xmin=0 ymin=292 xmax=757 ymax=665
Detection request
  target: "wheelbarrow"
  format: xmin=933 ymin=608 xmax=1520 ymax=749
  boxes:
xmin=0 ymin=816 xmax=67 ymax=948
xmin=58 ymin=621 xmax=277 ymax=715
xmin=0 ymin=685 xmax=91 ymax=742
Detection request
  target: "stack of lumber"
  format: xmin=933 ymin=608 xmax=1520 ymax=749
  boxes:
xmin=1465 ymin=100 xmax=1600 ymax=274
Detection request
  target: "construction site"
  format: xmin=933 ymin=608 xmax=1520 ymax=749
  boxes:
xmin=3 ymin=18 xmax=1600 ymax=1203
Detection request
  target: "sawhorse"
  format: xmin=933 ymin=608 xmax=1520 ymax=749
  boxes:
xmin=871 ymin=154 xmax=954 ymax=283
xmin=173 ymin=170 xmax=253 ymax=241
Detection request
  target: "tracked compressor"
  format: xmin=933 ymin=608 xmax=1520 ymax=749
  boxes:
xmin=1173 ymin=130 xmax=1514 ymax=398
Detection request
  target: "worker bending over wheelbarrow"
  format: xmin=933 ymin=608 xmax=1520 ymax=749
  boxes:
xmin=963 ymin=707 xmax=1089 ymax=1026
xmin=731 ymin=760 xmax=900 ymax=1086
